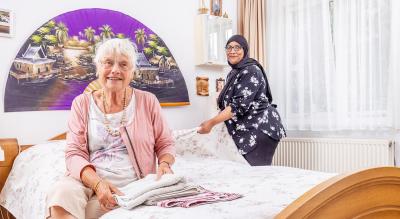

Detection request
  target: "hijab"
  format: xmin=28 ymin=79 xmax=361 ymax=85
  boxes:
xmin=217 ymin=35 xmax=273 ymax=109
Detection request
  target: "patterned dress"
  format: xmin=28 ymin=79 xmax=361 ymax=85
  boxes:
xmin=218 ymin=64 xmax=286 ymax=155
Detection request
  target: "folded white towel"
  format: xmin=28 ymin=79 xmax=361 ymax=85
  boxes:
xmin=144 ymin=185 xmax=204 ymax=206
xmin=114 ymin=174 xmax=186 ymax=209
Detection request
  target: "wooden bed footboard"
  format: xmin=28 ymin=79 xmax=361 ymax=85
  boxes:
xmin=276 ymin=166 xmax=400 ymax=219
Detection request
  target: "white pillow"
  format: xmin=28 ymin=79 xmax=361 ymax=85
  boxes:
xmin=172 ymin=124 xmax=248 ymax=165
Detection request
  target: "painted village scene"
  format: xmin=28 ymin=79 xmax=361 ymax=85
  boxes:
xmin=4 ymin=9 xmax=189 ymax=112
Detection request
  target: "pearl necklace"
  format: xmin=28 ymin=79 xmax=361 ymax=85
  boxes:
xmin=102 ymin=88 xmax=127 ymax=137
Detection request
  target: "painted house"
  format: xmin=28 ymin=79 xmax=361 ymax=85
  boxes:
xmin=10 ymin=44 xmax=56 ymax=81
xmin=135 ymin=51 xmax=159 ymax=81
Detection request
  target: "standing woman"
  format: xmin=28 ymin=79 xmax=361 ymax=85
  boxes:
xmin=198 ymin=35 xmax=286 ymax=166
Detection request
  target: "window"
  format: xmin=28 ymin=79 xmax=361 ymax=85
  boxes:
xmin=267 ymin=0 xmax=395 ymax=131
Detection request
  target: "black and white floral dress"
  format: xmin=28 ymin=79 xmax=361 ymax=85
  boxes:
xmin=218 ymin=64 xmax=286 ymax=155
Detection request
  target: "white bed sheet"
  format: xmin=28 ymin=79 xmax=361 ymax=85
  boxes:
xmin=103 ymin=157 xmax=335 ymax=219
xmin=0 ymin=126 xmax=336 ymax=219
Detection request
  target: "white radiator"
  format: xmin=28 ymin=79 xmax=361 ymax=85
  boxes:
xmin=272 ymin=138 xmax=395 ymax=173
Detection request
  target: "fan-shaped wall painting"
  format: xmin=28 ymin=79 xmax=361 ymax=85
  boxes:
xmin=4 ymin=8 xmax=190 ymax=112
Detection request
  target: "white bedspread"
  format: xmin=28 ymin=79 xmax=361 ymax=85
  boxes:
xmin=0 ymin=125 xmax=336 ymax=219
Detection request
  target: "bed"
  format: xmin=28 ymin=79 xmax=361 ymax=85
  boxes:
xmin=1 ymin=124 xmax=400 ymax=219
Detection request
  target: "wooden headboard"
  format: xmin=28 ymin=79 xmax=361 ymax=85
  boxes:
xmin=0 ymin=139 xmax=19 ymax=193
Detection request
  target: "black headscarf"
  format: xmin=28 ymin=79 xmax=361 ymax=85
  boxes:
xmin=217 ymin=35 xmax=273 ymax=108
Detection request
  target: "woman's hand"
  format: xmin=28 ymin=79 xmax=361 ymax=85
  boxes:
xmin=198 ymin=120 xmax=215 ymax=134
xmin=156 ymin=162 xmax=174 ymax=180
xmin=95 ymin=180 xmax=124 ymax=211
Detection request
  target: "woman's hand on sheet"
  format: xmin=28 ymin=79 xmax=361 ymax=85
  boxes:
xmin=156 ymin=162 xmax=174 ymax=180
xmin=96 ymin=180 xmax=124 ymax=211
xmin=198 ymin=120 xmax=214 ymax=134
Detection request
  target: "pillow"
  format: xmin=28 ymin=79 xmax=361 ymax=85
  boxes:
xmin=172 ymin=124 xmax=248 ymax=165
xmin=0 ymin=140 xmax=66 ymax=219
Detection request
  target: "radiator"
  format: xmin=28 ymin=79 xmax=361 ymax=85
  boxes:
xmin=272 ymin=138 xmax=395 ymax=173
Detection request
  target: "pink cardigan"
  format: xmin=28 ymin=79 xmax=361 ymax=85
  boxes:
xmin=65 ymin=89 xmax=175 ymax=180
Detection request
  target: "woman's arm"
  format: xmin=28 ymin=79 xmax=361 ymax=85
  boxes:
xmin=198 ymin=106 xmax=232 ymax=134
xmin=65 ymin=95 xmax=95 ymax=180
xmin=148 ymin=94 xmax=176 ymax=179
xmin=156 ymin=153 xmax=175 ymax=180
xmin=81 ymin=166 xmax=123 ymax=211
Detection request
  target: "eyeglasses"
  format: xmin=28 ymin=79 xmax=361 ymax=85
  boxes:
xmin=225 ymin=45 xmax=242 ymax=52
xmin=101 ymin=59 xmax=132 ymax=71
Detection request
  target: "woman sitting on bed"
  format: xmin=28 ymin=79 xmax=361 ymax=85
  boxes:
xmin=46 ymin=38 xmax=175 ymax=219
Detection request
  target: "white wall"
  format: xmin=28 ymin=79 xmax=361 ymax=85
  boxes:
xmin=0 ymin=0 xmax=237 ymax=144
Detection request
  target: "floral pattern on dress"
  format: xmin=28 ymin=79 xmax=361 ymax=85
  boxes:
xmin=219 ymin=65 xmax=286 ymax=154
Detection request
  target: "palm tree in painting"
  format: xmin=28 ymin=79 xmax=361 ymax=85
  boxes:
xmin=38 ymin=26 xmax=51 ymax=35
xmin=116 ymin=33 xmax=125 ymax=39
xmin=134 ymin=28 xmax=147 ymax=48
xmin=99 ymin=25 xmax=115 ymax=41
xmin=31 ymin=34 xmax=43 ymax=45
xmin=45 ymin=20 xmax=56 ymax=29
xmin=157 ymin=46 xmax=169 ymax=56
xmin=148 ymin=34 xmax=158 ymax=43
xmin=143 ymin=47 xmax=153 ymax=56
xmin=84 ymin=26 xmax=96 ymax=43
xmin=147 ymin=40 xmax=158 ymax=57
xmin=44 ymin=35 xmax=58 ymax=45
xmin=55 ymin=22 xmax=69 ymax=46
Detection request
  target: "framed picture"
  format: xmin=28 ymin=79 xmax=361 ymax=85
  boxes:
xmin=216 ymin=77 xmax=225 ymax=92
xmin=210 ymin=0 xmax=222 ymax=16
xmin=0 ymin=8 xmax=13 ymax=37
xmin=196 ymin=76 xmax=209 ymax=96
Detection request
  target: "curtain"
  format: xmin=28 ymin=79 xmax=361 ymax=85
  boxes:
xmin=237 ymin=0 xmax=266 ymax=67
xmin=267 ymin=0 xmax=395 ymax=131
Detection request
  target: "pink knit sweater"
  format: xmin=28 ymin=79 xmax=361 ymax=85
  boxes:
xmin=65 ymin=89 xmax=175 ymax=180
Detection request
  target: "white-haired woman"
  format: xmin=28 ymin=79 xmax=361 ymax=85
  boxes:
xmin=46 ymin=38 xmax=175 ymax=219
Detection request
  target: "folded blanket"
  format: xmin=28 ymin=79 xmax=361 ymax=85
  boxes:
xmin=156 ymin=190 xmax=243 ymax=208
xmin=114 ymin=174 xmax=186 ymax=209
xmin=144 ymin=185 xmax=205 ymax=206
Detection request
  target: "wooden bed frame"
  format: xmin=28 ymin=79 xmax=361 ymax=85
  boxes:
xmin=1 ymin=135 xmax=400 ymax=219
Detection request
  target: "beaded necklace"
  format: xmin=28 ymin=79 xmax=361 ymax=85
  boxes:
xmin=101 ymin=88 xmax=127 ymax=137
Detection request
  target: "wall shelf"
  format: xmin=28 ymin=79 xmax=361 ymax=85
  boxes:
xmin=194 ymin=14 xmax=233 ymax=67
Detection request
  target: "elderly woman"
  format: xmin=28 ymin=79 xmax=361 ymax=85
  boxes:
xmin=198 ymin=35 xmax=286 ymax=166
xmin=46 ymin=38 xmax=175 ymax=219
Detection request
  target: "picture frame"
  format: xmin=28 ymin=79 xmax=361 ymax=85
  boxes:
xmin=0 ymin=8 xmax=14 ymax=37
xmin=210 ymin=0 xmax=222 ymax=16
xmin=216 ymin=77 xmax=225 ymax=93
xmin=196 ymin=76 xmax=209 ymax=96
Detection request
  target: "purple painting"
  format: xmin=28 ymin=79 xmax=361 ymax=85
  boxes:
xmin=4 ymin=8 xmax=189 ymax=112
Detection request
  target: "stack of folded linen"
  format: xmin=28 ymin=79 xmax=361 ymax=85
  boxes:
xmin=143 ymin=185 xmax=205 ymax=206
xmin=114 ymin=174 xmax=242 ymax=209
xmin=155 ymin=189 xmax=243 ymax=208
